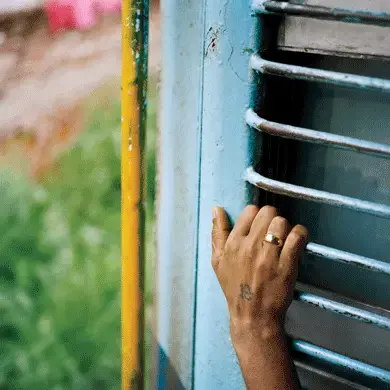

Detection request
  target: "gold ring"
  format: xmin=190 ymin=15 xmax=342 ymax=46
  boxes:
xmin=263 ymin=233 xmax=284 ymax=248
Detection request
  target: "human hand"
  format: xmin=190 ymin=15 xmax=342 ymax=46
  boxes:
xmin=211 ymin=205 xmax=308 ymax=342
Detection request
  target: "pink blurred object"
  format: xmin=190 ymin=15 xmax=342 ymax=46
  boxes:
xmin=44 ymin=0 xmax=121 ymax=33
xmin=95 ymin=0 xmax=121 ymax=13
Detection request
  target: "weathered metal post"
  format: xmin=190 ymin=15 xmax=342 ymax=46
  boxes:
xmin=121 ymin=0 xmax=148 ymax=388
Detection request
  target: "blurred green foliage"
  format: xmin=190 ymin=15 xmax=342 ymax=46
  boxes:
xmin=0 ymin=83 xmax=157 ymax=389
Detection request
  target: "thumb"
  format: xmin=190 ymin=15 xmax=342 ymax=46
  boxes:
xmin=211 ymin=206 xmax=231 ymax=271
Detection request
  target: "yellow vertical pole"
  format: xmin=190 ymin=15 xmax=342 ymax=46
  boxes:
xmin=121 ymin=0 xmax=148 ymax=388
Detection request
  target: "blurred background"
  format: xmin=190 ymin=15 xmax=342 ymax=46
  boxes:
xmin=0 ymin=1 xmax=159 ymax=389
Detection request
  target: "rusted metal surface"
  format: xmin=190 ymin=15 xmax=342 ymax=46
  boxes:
xmin=244 ymin=167 xmax=390 ymax=219
xmin=306 ymin=242 xmax=390 ymax=275
xmin=246 ymin=109 xmax=390 ymax=159
xmin=251 ymin=55 xmax=390 ymax=92
xmin=297 ymin=292 xmax=390 ymax=330
xmin=293 ymin=341 xmax=390 ymax=384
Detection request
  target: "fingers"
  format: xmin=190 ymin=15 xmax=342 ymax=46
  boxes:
xmin=279 ymin=224 xmax=309 ymax=278
xmin=247 ymin=205 xmax=278 ymax=244
xmin=211 ymin=207 xmax=231 ymax=270
xmin=230 ymin=205 xmax=259 ymax=237
xmin=212 ymin=204 xmax=309 ymax=283
xmin=261 ymin=216 xmax=291 ymax=264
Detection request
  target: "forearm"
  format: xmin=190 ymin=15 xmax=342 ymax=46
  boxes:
xmin=231 ymin=322 xmax=300 ymax=390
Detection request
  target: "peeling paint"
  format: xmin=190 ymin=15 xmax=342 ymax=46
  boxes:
xmin=242 ymin=47 xmax=253 ymax=54
xmin=205 ymin=27 xmax=220 ymax=57
xmin=297 ymin=292 xmax=390 ymax=330
xmin=121 ymin=0 xmax=149 ymax=389
xmin=305 ymin=242 xmax=390 ymax=275
xmin=294 ymin=341 xmax=390 ymax=384
xmin=251 ymin=54 xmax=390 ymax=93
xmin=246 ymin=108 xmax=390 ymax=159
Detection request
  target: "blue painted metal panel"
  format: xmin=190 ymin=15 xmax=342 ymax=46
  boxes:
xmin=157 ymin=344 xmax=185 ymax=390
xmin=192 ymin=1 xmax=254 ymax=389
xmin=157 ymin=0 xmax=205 ymax=387
xmin=158 ymin=0 xmax=390 ymax=388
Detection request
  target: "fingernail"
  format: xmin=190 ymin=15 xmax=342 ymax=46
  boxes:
xmin=212 ymin=207 xmax=218 ymax=221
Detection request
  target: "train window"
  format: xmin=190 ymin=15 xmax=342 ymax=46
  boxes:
xmin=248 ymin=2 xmax=390 ymax=388
xmin=255 ymin=0 xmax=390 ymax=59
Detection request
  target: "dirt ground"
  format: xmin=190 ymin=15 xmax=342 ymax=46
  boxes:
xmin=0 ymin=6 xmax=160 ymax=174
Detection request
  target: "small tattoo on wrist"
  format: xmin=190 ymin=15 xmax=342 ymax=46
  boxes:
xmin=239 ymin=283 xmax=253 ymax=301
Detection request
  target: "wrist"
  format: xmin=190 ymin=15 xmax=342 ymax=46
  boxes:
xmin=230 ymin=316 xmax=285 ymax=349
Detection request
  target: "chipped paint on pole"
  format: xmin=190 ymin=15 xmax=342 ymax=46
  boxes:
xmin=121 ymin=0 xmax=148 ymax=389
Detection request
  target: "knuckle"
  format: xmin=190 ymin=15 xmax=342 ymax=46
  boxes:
xmin=243 ymin=238 xmax=256 ymax=255
xmin=295 ymin=224 xmax=309 ymax=238
xmin=244 ymin=204 xmax=259 ymax=214
xmin=255 ymin=261 xmax=266 ymax=273
xmin=290 ymin=227 xmax=308 ymax=244
xmin=290 ymin=230 xmax=301 ymax=240
xmin=226 ymin=237 xmax=240 ymax=253
xmin=272 ymin=216 xmax=288 ymax=227
xmin=255 ymin=259 xmax=270 ymax=274
xmin=244 ymin=236 xmax=259 ymax=252
xmin=280 ymin=259 xmax=294 ymax=276
xmin=261 ymin=205 xmax=277 ymax=216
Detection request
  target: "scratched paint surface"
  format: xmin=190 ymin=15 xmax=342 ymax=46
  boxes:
xmin=306 ymin=242 xmax=390 ymax=275
xmin=121 ymin=0 xmax=148 ymax=388
xmin=251 ymin=55 xmax=390 ymax=92
xmin=193 ymin=0 xmax=253 ymax=388
xmin=246 ymin=108 xmax=390 ymax=158
xmin=296 ymin=292 xmax=390 ymax=330
xmin=245 ymin=167 xmax=390 ymax=218
xmin=294 ymin=341 xmax=390 ymax=383
xmin=159 ymin=0 xmax=390 ymax=388
xmin=157 ymin=0 xmax=205 ymax=387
